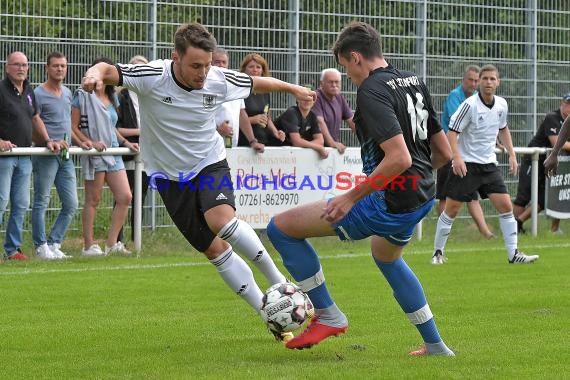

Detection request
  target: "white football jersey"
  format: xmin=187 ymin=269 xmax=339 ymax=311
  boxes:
xmin=117 ymin=60 xmax=252 ymax=179
xmin=449 ymin=93 xmax=508 ymax=164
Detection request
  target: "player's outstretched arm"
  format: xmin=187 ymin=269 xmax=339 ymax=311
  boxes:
xmin=251 ymin=76 xmax=316 ymax=103
xmin=81 ymin=62 xmax=120 ymax=91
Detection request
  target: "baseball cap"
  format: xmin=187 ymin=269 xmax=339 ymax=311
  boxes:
xmin=562 ymin=92 xmax=570 ymax=102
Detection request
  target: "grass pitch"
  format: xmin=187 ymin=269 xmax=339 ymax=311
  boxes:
xmin=1 ymin=220 xmax=569 ymax=380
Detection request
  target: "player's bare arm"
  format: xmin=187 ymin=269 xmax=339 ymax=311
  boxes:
xmin=82 ymin=62 xmax=120 ymax=91
xmin=251 ymin=76 xmax=316 ymax=103
xmin=448 ymin=130 xmax=466 ymax=177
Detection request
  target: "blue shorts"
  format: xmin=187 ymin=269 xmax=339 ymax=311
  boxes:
xmin=93 ymin=156 xmax=125 ymax=173
xmin=332 ymin=191 xmax=434 ymax=246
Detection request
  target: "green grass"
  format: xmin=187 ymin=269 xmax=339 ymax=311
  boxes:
xmin=1 ymin=220 xmax=569 ymax=380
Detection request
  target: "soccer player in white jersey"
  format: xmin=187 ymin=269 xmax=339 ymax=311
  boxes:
xmin=81 ymin=23 xmax=316 ymax=342
xmin=432 ymin=64 xmax=539 ymax=265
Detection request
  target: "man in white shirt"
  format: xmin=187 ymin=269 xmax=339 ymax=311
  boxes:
xmin=432 ymin=64 xmax=538 ymax=265
xmin=81 ymin=23 xmax=316 ymax=342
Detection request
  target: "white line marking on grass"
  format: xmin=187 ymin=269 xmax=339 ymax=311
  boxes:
xmin=1 ymin=242 xmax=567 ymax=277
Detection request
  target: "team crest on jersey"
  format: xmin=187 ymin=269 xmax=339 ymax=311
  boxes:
xmin=203 ymin=94 xmax=217 ymax=109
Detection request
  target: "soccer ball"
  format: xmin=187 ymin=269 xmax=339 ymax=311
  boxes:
xmin=260 ymin=282 xmax=314 ymax=333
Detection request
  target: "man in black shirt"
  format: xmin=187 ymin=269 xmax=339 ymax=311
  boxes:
xmin=0 ymin=51 xmax=59 ymax=261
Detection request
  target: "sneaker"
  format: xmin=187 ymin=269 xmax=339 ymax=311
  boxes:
xmin=36 ymin=243 xmax=57 ymax=260
xmin=270 ymin=330 xmax=294 ymax=344
xmin=49 ymin=243 xmax=71 ymax=259
xmin=8 ymin=249 xmax=29 ymax=261
xmin=552 ymin=229 xmax=564 ymax=236
xmin=508 ymin=249 xmax=539 ymax=264
xmin=82 ymin=244 xmax=104 ymax=257
xmin=105 ymin=241 xmax=131 ymax=256
xmin=285 ymin=317 xmax=348 ymax=350
xmin=431 ymin=250 xmax=446 ymax=265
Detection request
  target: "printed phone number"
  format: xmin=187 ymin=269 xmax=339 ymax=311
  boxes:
xmin=237 ymin=193 xmax=300 ymax=207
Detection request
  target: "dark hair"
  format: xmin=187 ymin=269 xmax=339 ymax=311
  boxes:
xmin=91 ymin=56 xmax=117 ymax=107
xmin=46 ymin=51 xmax=66 ymax=65
xmin=332 ymin=21 xmax=383 ymax=64
xmin=174 ymin=23 xmax=217 ymax=57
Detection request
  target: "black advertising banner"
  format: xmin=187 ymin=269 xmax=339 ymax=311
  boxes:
xmin=545 ymin=152 xmax=570 ymax=219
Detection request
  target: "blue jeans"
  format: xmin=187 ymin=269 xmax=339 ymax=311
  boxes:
xmin=32 ymin=155 xmax=78 ymax=247
xmin=0 ymin=156 xmax=32 ymax=255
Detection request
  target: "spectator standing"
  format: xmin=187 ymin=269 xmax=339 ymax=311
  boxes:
xmin=32 ymin=51 xmax=78 ymax=260
xmin=80 ymin=23 xmax=316 ymax=343
xmin=238 ymin=53 xmax=285 ymax=146
xmin=116 ymin=54 xmax=149 ymax=243
xmin=544 ymin=113 xmax=570 ymax=175
xmin=437 ymin=65 xmax=494 ymax=241
xmin=312 ymin=68 xmax=356 ymax=154
xmin=0 ymin=51 xmax=60 ymax=261
xmin=274 ymin=84 xmax=328 ymax=159
xmin=432 ymin=64 xmax=539 ymax=265
xmin=513 ymin=93 xmax=570 ymax=234
xmin=267 ymin=22 xmax=455 ymax=356
xmin=71 ymin=57 xmax=138 ymax=256
xmin=212 ymin=48 xmax=264 ymax=152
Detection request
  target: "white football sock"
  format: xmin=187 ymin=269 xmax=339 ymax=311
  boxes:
xmin=219 ymin=217 xmax=286 ymax=285
xmin=210 ymin=246 xmax=264 ymax=311
xmin=499 ymin=212 xmax=518 ymax=259
xmin=434 ymin=211 xmax=454 ymax=254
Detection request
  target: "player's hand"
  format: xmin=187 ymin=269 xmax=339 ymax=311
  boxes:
xmin=292 ymin=85 xmax=316 ymax=103
xmin=544 ymin=152 xmax=559 ymax=177
xmin=321 ymin=194 xmax=353 ymax=223
xmin=81 ymin=72 xmax=104 ymax=93
xmin=451 ymin=157 xmax=467 ymax=177
xmin=508 ymin=155 xmax=518 ymax=176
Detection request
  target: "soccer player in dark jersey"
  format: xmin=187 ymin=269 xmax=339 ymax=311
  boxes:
xmin=80 ymin=23 xmax=316 ymax=343
xmin=267 ymin=21 xmax=455 ymax=356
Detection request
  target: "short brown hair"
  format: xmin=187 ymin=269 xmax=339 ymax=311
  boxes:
xmin=174 ymin=23 xmax=217 ymax=57
xmin=480 ymin=64 xmax=499 ymax=78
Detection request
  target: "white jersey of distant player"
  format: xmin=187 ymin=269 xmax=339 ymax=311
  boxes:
xmin=215 ymin=99 xmax=245 ymax=147
xmin=117 ymin=60 xmax=252 ymax=179
xmin=449 ymin=93 xmax=508 ymax=165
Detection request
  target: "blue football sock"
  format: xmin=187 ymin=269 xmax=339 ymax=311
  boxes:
xmin=374 ymin=256 xmax=442 ymax=344
xmin=267 ymin=219 xmax=333 ymax=309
